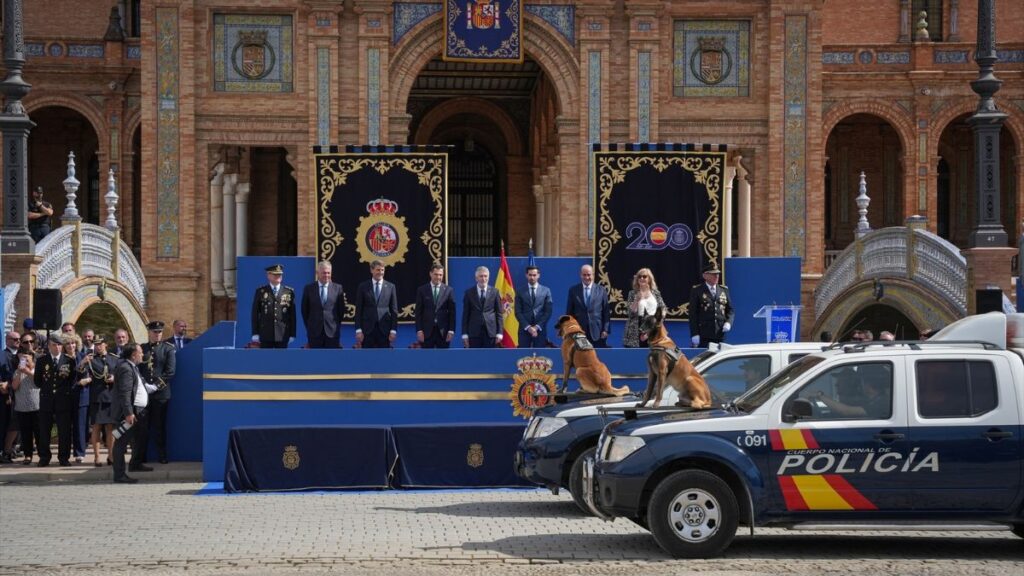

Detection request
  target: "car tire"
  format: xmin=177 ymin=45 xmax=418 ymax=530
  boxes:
xmin=568 ymin=447 xmax=597 ymax=515
xmin=647 ymin=470 xmax=739 ymax=559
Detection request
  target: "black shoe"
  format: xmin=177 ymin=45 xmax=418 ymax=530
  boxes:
xmin=59 ymin=461 xmax=71 ymax=467
xmin=36 ymin=461 xmax=50 ymax=467
xmin=113 ymin=476 xmax=138 ymax=484
xmin=129 ymin=464 xmax=153 ymax=472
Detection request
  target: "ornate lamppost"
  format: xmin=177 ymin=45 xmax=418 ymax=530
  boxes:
xmin=0 ymin=0 xmax=36 ymax=253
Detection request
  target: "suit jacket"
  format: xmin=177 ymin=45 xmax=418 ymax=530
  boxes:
xmin=251 ymin=284 xmax=297 ymax=344
xmin=689 ymin=283 xmax=735 ymax=342
xmin=0 ymin=347 xmax=16 ymax=384
xmin=461 ymin=285 xmax=504 ymax=339
xmin=565 ymin=283 xmax=611 ymax=341
xmin=514 ymin=284 xmax=553 ymax=336
xmin=301 ymin=281 xmax=346 ymax=340
xmin=415 ymin=282 xmax=456 ymax=335
xmin=111 ymin=359 xmax=142 ymax=422
xmin=140 ymin=340 xmax=176 ymax=401
xmin=166 ymin=335 xmax=192 ymax=350
xmin=35 ymin=353 xmax=77 ymax=412
xmin=354 ymin=279 xmax=398 ymax=335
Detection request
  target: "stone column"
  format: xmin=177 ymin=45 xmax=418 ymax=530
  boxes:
xmin=222 ymin=173 xmax=237 ymax=298
xmin=532 ymin=184 xmax=545 ymax=256
xmin=898 ymin=0 xmax=911 ymax=43
xmin=210 ymin=163 xmax=226 ymax=297
xmin=723 ymin=165 xmax=736 ymax=259
xmin=737 ymin=158 xmax=751 ymax=257
xmin=235 ymin=181 xmax=251 ymax=259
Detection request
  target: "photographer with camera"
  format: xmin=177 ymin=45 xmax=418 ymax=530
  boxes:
xmin=27 ymin=186 xmax=54 ymax=243
xmin=111 ymin=343 xmax=157 ymax=483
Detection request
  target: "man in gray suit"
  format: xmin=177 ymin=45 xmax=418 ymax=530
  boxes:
xmin=461 ymin=266 xmax=504 ymax=348
xmin=111 ymin=344 xmax=156 ymax=483
xmin=301 ymin=261 xmax=346 ymax=348
xmin=354 ymin=260 xmax=398 ymax=348
xmin=565 ymin=264 xmax=611 ymax=347
xmin=514 ymin=265 xmax=552 ymax=348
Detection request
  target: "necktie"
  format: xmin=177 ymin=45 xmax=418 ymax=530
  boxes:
xmin=479 ymin=288 xmax=485 ymax=305
xmin=530 ymin=286 xmax=536 ymax=304
xmin=176 ymin=337 xmax=183 ymax=350
xmin=320 ymin=284 xmax=327 ymax=305
xmin=432 ymin=284 xmax=439 ymax=304
xmin=374 ymin=282 xmax=381 ymax=301
xmin=585 ymin=286 xmax=591 ymax=307
xmin=273 ymin=285 xmax=279 ymax=298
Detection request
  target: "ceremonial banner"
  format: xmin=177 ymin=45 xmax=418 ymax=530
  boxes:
xmin=443 ymin=0 xmax=523 ymax=63
xmin=593 ymin=143 xmax=728 ymax=321
xmin=314 ymin=145 xmax=448 ymax=322
xmin=495 ymin=244 xmax=518 ymax=347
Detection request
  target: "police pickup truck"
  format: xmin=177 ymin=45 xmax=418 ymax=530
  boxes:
xmin=583 ymin=312 xmax=1024 ymax=558
xmin=515 ymin=342 xmax=826 ymax=512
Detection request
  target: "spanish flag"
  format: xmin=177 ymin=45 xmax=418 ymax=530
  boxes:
xmin=495 ymin=243 xmax=519 ymax=348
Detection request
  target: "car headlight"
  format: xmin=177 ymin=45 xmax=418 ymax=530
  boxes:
xmin=528 ymin=417 xmax=568 ymax=439
xmin=603 ymin=435 xmax=646 ymax=463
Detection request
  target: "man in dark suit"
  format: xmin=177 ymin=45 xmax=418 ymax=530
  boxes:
xmin=111 ymin=343 xmax=154 ymax=483
xmin=354 ymin=260 xmax=399 ymax=348
xmin=514 ymin=266 xmax=552 ymax=348
xmin=461 ymin=266 xmax=504 ymax=348
xmin=0 ymin=331 xmax=19 ymax=463
xmin=688 ymin=263 xmax=734 ymax=348
xmin=139 ymin=321 xmax=175 ymax=466
xmin=168 ymin=320 xmax=192 ymax=350
xmin=251 ymin=264 xmax=296 ymax=349
xmin=35 ymin=333 xmax=77 ymax=467
xmin=565 ymin=264 xmax=610 ymax=347
xmin=112 ymin=328 xmax=130 ymax=357
xmin=301 ymin=261 xmax=346 ymax=348
xmin=414 ymin=264 xmax=456 ymax=349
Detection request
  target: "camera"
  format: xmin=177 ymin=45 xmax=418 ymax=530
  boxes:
xmin=111 ymin=419 xmax=134 ymax=440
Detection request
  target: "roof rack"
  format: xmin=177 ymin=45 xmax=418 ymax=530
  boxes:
xmin=838 ymin=339 xmax=1002 ymax=353
xmin=532 ymin=391 xmax=636 ymax=405
xmin=598 ymin=404 xmax=698 ymax=421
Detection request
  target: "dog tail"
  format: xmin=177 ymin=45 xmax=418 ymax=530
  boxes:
xmin=606 ymin=383 xmax=631 ymax=396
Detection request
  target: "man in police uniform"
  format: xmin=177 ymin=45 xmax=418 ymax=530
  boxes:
xmin=35 ymin=333 xmax=77 ymax=466
xmin=139 ymin=321 xmax=176 ymax=465
xmin=688 ymin=263 xmax=734 ymax=348
xmin=251 ymin=264 xmax=296 ymax=349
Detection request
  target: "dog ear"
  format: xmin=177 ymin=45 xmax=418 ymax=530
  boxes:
xmin=655 ymin=307 xmax=665 ymax=322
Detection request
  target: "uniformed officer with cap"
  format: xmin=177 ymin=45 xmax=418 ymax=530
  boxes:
xmin=35 ymin=333 xmax=77 ymax=466
xmin=688 ymin=262 xmax=734 ymax=348
xmin=251 ymin=264 xmax=296 ymax=349
xmin=139 ymin=320 xmax=176 ymax=465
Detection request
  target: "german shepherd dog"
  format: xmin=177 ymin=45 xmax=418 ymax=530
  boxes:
xmin=639 ymin=308 xmax=713 ymax=409
xmin=554 ymin=315 xmax=630 ymax=396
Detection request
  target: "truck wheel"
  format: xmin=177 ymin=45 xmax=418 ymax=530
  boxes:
xmin=568 ymin=447 xmax=597 ymax=514
xmin=647 ymin=470 xmax=739 ymax=558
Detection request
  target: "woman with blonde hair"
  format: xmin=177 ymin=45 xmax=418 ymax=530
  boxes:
xmin=623 ymin=268 xmax=666 ymax=348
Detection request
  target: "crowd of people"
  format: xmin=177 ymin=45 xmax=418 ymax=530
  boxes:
xmin=251 ymin=260 xmax=736 ymax=351
xmin=0 ymin=318 xmax=186 ymax=483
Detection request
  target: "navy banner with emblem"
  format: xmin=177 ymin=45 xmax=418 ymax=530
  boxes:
xmin=443 ymin=0 xmax=523 ymax=63
xmin=592 ymin=143 xmax=728 ymax=321
xmin=314 ymin=145 xmax=448 ymax=322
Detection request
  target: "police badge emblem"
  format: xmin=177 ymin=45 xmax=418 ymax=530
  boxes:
xmin=509 ymin=355 xmax=557 ymax=419
xmin=282 ymin=445 xmax=300 ymax=470
xmin=355 ymin=198 xmax=410 ymax=267
xmin=466 ymin=443 xmax=484 ymax=468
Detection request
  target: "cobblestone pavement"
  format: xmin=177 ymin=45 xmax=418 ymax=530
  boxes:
xmin=0 ymin=483 xmax=1020 ymax=575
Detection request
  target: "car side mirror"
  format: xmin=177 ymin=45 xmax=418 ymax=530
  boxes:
xmin=782 ymin=397 xmax=814 ymax=423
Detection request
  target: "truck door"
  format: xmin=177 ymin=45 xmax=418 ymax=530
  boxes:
xmin=908 ymin=356 xmax=1021 ymax=511
xmin=770 ymin=360 xmax=910 ymax=513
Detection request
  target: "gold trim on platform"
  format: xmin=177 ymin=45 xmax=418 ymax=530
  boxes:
xmin=203 ymin=391 xmax=512 ymax=401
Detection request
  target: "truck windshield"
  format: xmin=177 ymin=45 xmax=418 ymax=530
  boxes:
xmin=733 ymin=355 xmax=825 ymax=412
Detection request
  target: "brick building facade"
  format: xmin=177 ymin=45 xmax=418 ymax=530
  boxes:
xmin=3 ymin=0 xmax=1023 ymax=335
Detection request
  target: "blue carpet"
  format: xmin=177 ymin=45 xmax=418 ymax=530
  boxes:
xmin=194 ymin=482 xmax=545 ymax=496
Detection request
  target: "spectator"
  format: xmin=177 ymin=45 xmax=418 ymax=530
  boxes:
xmin=354 ymin=260 xmax=398 ymax=349
xmin=27 ymin=186 xmax=54 ymax=243
xmin=623 ymin=268 xmax=665 ymax=348
xmin=565 ymin=264 xmax=610 ymax=347
xmin=169 ymin=320 xmax=192 ymax=350
xmin=414 ymin=264 xmax=456 ymax=349
xmin=111 ymin=343 xmax=157 ymax=483
xmin=1 ymin=331 xmax=20 ymax=463
xmin=514 ymin=266 xmax=552 ymax=348
xmin=461 ymin=266 xmax=503 ymax=349
xmin=112 ymin=328 xmax=130 ymax=357
xmin=819 ymin=331 xmax=833 ymax=342
xmin=85 ymin=336 xmax=117 ymax=467
xmin=65 ymin=338 xmax=89 ymax=463
xmin=300 ymin=261 xmax=345 ymax=349
xmin=81 ymin=329 xmax=96 ymax=355
xmin=11 ymin=334 xmax=40 ymax=465
xmin=879 ymin=331 xmax=895 ymax=342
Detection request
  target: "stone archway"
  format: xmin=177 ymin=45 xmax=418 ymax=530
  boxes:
xmin=813 ymin=278 xmax=959 ymax=343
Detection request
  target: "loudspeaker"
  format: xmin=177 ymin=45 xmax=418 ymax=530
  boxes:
xmin=975 ymin=289 xmax=1003 ymax=315
xmin=32 ymin=289 xmax=63 ymax=330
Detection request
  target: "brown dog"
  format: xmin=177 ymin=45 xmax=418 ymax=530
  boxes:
xmin=554 ymin=315 xmax=629 ymax=396
xmin=639 ymin=308 xmax=713 ymax=409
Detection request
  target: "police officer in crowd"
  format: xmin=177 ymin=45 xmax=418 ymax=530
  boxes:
xmin=140 ymin=321 xmax=176 ymax=465
xmin=35 ymin=333 xmax=76 ymax=467
xmin=27 ymin=186 xmax=54 ymax=243
xmin=251 ymin=264 xmax=296 ymax=348
xmin=688 ymin=263 xmax=734 ymax=348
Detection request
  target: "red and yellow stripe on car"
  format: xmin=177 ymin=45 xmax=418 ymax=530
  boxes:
xmin=769 ymin=429 xmax=820 ymax=450
xmin=778 ymin=474 xmax=877 ymax=510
